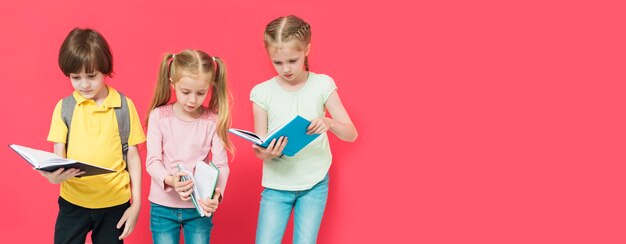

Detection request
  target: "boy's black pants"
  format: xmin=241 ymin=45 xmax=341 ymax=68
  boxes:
xmin=54 ymin=197 xmax=130 ymax=244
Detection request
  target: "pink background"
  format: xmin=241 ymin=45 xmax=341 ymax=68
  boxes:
xmin=1 ymin=0 xmax=625 ymax=243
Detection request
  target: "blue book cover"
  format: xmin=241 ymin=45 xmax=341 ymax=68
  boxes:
xmin=228 ymin=115 xmax=321 ymax=157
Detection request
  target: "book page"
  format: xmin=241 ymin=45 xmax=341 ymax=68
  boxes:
xmin=10 ymin=144 xmax=115 ymax=176
xmin=10 ymin=144 xmax=62 ymax=168
xmin=238 ymin=130 xmax=262 ymax=141
xmin=228 ymin=128 xmax=263 ymax=144
xmin=46 ymin=157 xmax=78 ymax=165
xmin=194 ymin=161 xmax=219 ymax=201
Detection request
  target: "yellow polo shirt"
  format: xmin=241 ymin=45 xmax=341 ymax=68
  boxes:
xmin=47 ymin=86 xmax=146 ymax=208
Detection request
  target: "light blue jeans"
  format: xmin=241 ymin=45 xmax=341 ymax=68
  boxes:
xmin=150 ymin=202 xmax=213 ymax=244
xmin=256 ymin=174 xmax=329 ymax=244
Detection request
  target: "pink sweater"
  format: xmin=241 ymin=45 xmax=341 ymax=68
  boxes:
xmin=146 ymin=104 xmax=229 ymax=208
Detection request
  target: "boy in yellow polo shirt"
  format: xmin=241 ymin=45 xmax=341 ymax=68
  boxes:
xmin=39 ymin=28 xmax=146 ymax=244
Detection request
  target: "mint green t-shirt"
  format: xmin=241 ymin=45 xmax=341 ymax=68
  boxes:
xmin=250 ymin=72 xmax=336 ymax=190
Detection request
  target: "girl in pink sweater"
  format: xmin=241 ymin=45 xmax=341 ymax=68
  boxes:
xmin=145 ymin=49 xmax=233 ymax=243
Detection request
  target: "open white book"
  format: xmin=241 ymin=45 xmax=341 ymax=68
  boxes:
xmin=177 ymin=161 xmax=219 ymax=217
xmin=9 ymin=144 xmax=116 ymax=177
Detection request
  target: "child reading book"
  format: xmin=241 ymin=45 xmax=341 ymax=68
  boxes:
xmin=145 ymin=49 xmax=233 ymax=243
xmin=251 ymin=15 xmax=358 ymax=244
xmin=42 ymin=27 xmax=146 ymax=243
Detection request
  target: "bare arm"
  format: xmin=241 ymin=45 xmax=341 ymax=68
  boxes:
xmin=53 ymin=142 xmax=66 ymax=157
xmin=126 ymin=146 xmax=142 ymax=207
xmin=116 ymin=146 xmax=141 ymax=239
xmin=253 ymin=103 xmax=269 ymax=137
xmin=308 ymin=91 xmax=358 ymax=142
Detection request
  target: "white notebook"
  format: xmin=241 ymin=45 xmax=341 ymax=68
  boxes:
xmin=177 ymin=161 xmax=219 ymax=217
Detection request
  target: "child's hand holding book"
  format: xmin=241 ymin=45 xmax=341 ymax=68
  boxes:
xmin=198 ymin=187 xmax=222 ymax=217
xmin=172 ymin=171 xmax=194 ymax=200
xmin=37 ymin=168 xmax=85 ymax=184
xmin=306 ymin=117 xmax=332 ymax=135
xmin=252 ymin=136 xmax=288 ymax=160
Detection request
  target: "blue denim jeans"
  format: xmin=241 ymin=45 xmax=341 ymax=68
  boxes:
xmin=256 ymin=174 xmax=329 ymax=244
xmin=150 ymin=202 xmax=213 ymax=244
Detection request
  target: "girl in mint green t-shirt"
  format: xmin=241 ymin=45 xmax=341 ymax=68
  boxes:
xmin=250 ymin=15 xmax=358 ymax=244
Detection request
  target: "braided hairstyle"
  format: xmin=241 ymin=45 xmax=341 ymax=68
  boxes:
xmin=264 ymin=15 xmax=312 ymax=71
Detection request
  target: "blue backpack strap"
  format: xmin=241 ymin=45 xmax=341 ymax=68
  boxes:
xmin=61 ymin=95 xmax=77 ymax=152
xmin=115 ymin=92 xmax=130 ymax=164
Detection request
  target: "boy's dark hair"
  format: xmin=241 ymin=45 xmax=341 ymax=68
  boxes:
xmin=58 ymin=28 xmax=113 ymax=77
